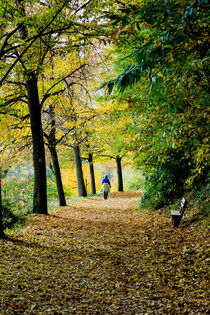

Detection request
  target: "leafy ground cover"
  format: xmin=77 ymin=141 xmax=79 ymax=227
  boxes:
xmin=0 ymin=192 xmax=209 ymax=314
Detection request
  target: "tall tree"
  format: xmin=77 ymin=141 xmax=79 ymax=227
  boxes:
xmin=87 ymin=152 xmax=96 ymax=195
xmin=116 ymin=155 xmax=123 ymax=192
xmin=41 ymin=58 xmax=88 ymax=205
xmin=91 ymin=111 xmax=128 ymax=192
xmin=73 ymin=140 xmax=87 ymax=197
xmin=25 ymin=75 xmax=48 ymax=213
xmin=49 ymin=56 xmax=101 ymax=197
xmin=46 ymin=105 xmax=66 ymax=206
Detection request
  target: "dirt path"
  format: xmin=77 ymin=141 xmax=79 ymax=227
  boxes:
xmin=0 ymin=192 xmax=209 ymax=314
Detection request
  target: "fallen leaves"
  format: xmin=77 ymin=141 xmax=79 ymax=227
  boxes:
xmin=0 ymin=192 xmax=209 ymax=314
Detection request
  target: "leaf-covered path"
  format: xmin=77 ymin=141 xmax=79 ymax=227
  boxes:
xmin=0 ymin=192 xmax=209 ymax=314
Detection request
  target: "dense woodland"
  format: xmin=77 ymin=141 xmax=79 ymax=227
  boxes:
xmin=1 ymin=0 xmax=209 ymax=232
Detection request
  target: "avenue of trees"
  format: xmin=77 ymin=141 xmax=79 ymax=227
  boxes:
xmin=0 ymin=0 xmax=209 ymax=237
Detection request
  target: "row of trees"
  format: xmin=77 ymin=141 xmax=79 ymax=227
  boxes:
xmin=1 ymin=0 xmax=209 ymax=237
xmin=0 ymin=0 xmax=128 ymax=237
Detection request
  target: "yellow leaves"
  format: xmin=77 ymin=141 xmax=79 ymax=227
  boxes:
xmin=89 ymin=20 xmax=98 ymax=28
xmin=0 ymin=192 xmax=209 ymax=313
xmin=168 ymin=52 xmax=174 ymax=62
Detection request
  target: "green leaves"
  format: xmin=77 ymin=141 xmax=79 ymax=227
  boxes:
xmin=99 ymin=1 xmax=209 ymax=204
xmin=104 ymin=0 xmax=209 ymax=93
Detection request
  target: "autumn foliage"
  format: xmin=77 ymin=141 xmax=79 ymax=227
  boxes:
xmin=0 ymin=3 xmax=209 ymax=313
xmin=0 ymin=192 xmax=208 ymax=314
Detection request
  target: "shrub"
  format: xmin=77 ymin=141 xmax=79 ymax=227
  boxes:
xmin=2 ymin=199 xmax=18 ymax=229
xmin=47 ymin=180 xmax=58 ymax=198
xmin=124 ymin=171 xmax=145 ymax=191
xmin=2 ymin=166 xmax=72 ymax=219
xmin=141 ymin=150 xmax=191 ymax=209
xmin=189 ymin=176 xmax=210 ymax=217
xmin=2 ymin=175 xmax=33 ymax=212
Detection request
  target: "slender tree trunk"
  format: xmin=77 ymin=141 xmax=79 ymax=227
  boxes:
xmin=0 ymin=167 xmax=5 ymax=238
xmin=116 ymin=156 xmax=123 ymax=192
xmin=48 ymin=104 xmax=66 ymax=206
xmin=88 ymin=153 xmax=96 ymax=195
xmin=49 ymin=146 xmax=66 ymax=206
xmin=73 ymin=144 xmax=87 ymax=197
xmin=26 ymin=74 xmax=47 ymax=214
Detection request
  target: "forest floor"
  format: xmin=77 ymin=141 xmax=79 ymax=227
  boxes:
xmin=0 ymin=191 xmax=209 ymax=314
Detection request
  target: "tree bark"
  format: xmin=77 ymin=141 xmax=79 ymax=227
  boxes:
xmin=26 ymin=74 xmax=47 ymax=214
xmin=88 ymin=153 xmax=96 ymax=195
xmin=116 ymin=156 xmax=123 ymax=192
xmin=49 ymin=146 xmax=66 ymax=206
xmin=73 ymin=144 xmax=87 ymax=197
xmin=48 ymin=104 xmax=66 ymax=206
xmin=0 ymin=167 xmax=5 ymax=238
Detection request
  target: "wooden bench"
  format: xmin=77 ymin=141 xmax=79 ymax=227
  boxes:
xmin=171 ymin=197 xmax=188 ymax=227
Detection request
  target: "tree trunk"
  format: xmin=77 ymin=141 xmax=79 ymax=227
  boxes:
xmin=88 ymin=153 xmax=96 ymax=195
xmin=48 ymin=104 xmax=66 ymax=206
xmin=0 ymin=167 xmax=5 ymax=238
xmin=49 ymin=146 xmax=66 ymax=206
xmin=26 ymin=74 xmax=47 ymax=214
xmin=116 ymin=156 xmax=123 ymax=192
xmin=73 ymin=144 xmax=87 ymax=197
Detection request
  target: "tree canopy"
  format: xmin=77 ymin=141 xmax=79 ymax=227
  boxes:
xmin=0 ymin=0 xmax=209 ymax=233
xmin=100 ymin=0 xmax=209 ymax=207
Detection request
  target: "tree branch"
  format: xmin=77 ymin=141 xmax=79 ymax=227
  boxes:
xmin=0 ymin=25 xmax=21 ymax=59
xmin=40 ymin=64 xmax=86 ymax=107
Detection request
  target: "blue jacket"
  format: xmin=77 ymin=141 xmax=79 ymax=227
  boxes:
xmin=102 ymin=178 xmax=111 ymax=186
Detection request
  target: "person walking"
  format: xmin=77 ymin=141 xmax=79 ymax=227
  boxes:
xmin=101 ymin=175 xmax=111 ymax=200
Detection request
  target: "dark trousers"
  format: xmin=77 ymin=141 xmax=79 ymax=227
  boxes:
xmin=104 ymin=191 xmax=108 ymax=199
